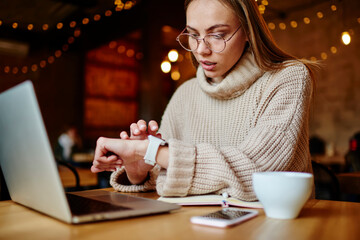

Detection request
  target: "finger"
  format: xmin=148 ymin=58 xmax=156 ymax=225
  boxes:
xmin=91 ymin=165 xmax=106 ymax=173
xmin=120 ymin=131 xmax=129 ymax=139
xmin=130 ymin=123 xmax=141 ymax=137
xmin=94 ymin=137 xmax=109 ymax=161
xmin=91 ymin=164 xmax=121 ymax=173
xmin=137 ymin=119 xmax=147 ymax=133
xmin=92 ymin=158 xmax=122 ymax=171
xmin=148 ymin=120 xmax=159 ymax=136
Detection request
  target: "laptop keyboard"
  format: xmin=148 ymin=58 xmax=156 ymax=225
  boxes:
xmin=66 ymin=193 xmax=131 ymax=216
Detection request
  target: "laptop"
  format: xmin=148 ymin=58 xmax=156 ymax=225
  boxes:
xmin=0 ymin=80 xmax=180 ymax=224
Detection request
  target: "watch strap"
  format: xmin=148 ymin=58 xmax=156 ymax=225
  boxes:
xmin=144 ymin=135 xmax=167 ymax=166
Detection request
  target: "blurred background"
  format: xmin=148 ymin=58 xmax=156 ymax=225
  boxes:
xmin=0 ymin=0 xmax=359 ymax=172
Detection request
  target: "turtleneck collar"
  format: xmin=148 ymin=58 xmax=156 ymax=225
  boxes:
xmin=196 ymin=50 xmax=264 ymax=100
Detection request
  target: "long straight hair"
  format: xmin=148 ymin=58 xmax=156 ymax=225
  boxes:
xmin=184 ymin=0 xmax=318 ymax=80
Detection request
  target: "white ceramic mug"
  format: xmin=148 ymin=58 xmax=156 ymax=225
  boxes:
xmin=253 ymin=171 xmax=313 ymax=219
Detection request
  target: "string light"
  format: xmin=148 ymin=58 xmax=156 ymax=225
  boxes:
xmin=126 ymin=49 xmax=135 ymax=58
xmin=117 ymin=45 xmax=126 ymax=53
xmin=161 ymin=61 xmax=171 ymax=73
xmin=303 ymin=17 xmax=311 ymax=24
xmin=31 ymin=64 xmax=38 ymax=72
xmin=114 ymin=0 xmax=125 ymax=11
xmin=56 ymin=22 xmax=63 ymax=29
xmin=258 ymin=4 xmax=266 ymax=14
xmin=341 ymin=31 xmax=351 ymax=45
xmin=82 ymin=18 xmax=90 ymax=25
xmin=263 ymin=1 xmax=359 ymax=62
xmin=171 ymin=71 xmax=181 ymax=81
xmin=268 ymin=22 xmax=275 ymax=30
xmin=105 ymin=10 xmax=112 ymax=17
xmin=0 ymin=1 xmax=136 ymax=33
xmin=290 ymin=21 xmax=298 ymax=28
xmin=317 ymin=12 xmax=324 ymax=19
xmin=168 ymin=49 xmax=179 ymax=62
xmin=267 ymin=2 xmax=339 ymax=31
xmin=94 ymin=14 xmax=101 ymax=21
xmin=104 ymin=40 xmax=143 ymax=60
xmin=42 ymin=24 xmax=49 ymax=31
xmin=0 ymin=2 xmax=138 ymax=76
xmin=279 ymin=22 xmax=286 ymax=30
xmin=40 ymin=60 xmax=46 ymax=68
xmin=21 ymin=66 xmax=28 ymax=74
xmin=330 ymin=46 xmax=337 ymax=54
xmin=69 ymin=21 xmax=77 ymax=28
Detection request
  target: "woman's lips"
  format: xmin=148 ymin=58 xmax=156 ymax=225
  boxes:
xmin=200 ymin=61 xmax=216 ymax=71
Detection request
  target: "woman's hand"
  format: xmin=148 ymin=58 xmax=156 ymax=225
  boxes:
xmin=120 ymin=120 xmax=161 ymax=140
xmin=90 ymin=137 xmax=153 ymax=184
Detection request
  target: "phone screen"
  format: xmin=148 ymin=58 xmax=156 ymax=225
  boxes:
xmin=190 ymin=208 xmax=258 ymax=227
xmin=203 ymin=209 xmax=252 ymax=220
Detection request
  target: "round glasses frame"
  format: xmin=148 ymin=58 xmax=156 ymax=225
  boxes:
xmin=176 ymin=26 xmax=242 ymax=53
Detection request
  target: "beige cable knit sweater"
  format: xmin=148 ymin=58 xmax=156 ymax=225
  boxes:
xmin=110 ymin=51 xmax=313 ymax=201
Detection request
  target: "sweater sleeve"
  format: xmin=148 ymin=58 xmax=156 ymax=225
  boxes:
xmin=156 ymin=63 xmax=313 ymax=201
xmin=110 ymin=80 xmax=192 ymax=192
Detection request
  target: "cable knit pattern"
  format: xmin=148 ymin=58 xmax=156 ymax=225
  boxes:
xmin=110 ymin=165 xmax=160 ymax=192
xmin=110 ymin=51 xmax=313 ymax=201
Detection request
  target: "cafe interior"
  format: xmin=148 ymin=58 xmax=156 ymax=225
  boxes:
xmin=0 ymin=0 xmax=360 ymax=236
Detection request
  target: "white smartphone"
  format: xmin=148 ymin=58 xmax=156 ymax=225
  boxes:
xmin=190 ymin=208 xmax=258 ymax=228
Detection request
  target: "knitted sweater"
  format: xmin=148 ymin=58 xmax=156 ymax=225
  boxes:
xmin=110 ymin=51 xmax=313 ymax=201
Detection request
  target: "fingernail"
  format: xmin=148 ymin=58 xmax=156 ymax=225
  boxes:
xmin=134 ymin=129 xmax=139 ymax=134
xmin=151 ymin=126 xmax=157 ymax=131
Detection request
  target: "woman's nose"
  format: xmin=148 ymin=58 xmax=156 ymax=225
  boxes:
xmin=196 ymin=39 xmax=211 ymax=55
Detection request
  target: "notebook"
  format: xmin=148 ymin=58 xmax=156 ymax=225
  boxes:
xmin=0 ymin=80 xmax=180 ymax=224
xmin=158 ymin=194 xmax=263 ymax=208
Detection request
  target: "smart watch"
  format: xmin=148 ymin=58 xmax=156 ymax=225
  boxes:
xmin=143 ymin=135 xmax=167 ymax=166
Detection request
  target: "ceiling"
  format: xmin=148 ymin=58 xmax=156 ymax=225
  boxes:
xmin=0 ymin=0 xmax=333 ymax=54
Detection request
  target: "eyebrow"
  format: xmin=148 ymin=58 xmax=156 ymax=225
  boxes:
xmin=186 ymin=24 xmax=231 ymax=32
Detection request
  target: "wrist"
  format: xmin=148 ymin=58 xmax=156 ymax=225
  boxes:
xmin=125 ymin=168 xmax=150 ymax=185
xmin=134 ymin=139 xmax=149 ymax=162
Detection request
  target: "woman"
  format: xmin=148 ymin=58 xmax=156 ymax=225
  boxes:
xmin=91 ymin=0 xmax=316 ymax=201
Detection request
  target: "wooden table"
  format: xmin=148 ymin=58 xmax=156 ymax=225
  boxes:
xmin=1 ymin=190 xmax=360 ymax=240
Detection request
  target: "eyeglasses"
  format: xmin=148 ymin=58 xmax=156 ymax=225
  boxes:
xmin=176 ymin=26 xmax=242 ymax=53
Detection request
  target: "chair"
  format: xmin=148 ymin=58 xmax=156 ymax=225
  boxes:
xmin=56 ymin=158 xmax=81 ymax=191
xmin=311 ymin=160 xmax=341 ymax=201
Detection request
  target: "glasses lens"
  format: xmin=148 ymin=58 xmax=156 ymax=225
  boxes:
xmin=177 ymin=34 xmax=198 ymax=51
xmin=177 ymin=34 xmax=226 ymax=52
xmin=204 ymin=35 xmax=226 ymax=53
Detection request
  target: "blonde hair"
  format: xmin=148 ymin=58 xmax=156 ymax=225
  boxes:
xmin=184 ymin=0 xmax=318 ymax=80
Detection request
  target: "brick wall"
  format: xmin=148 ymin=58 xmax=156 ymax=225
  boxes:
xmin=267 ymin=0 xmax=360 ymax=157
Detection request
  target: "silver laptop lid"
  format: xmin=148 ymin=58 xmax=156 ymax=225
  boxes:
xmin=0 ymin=81 xmax=72 ymax=222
